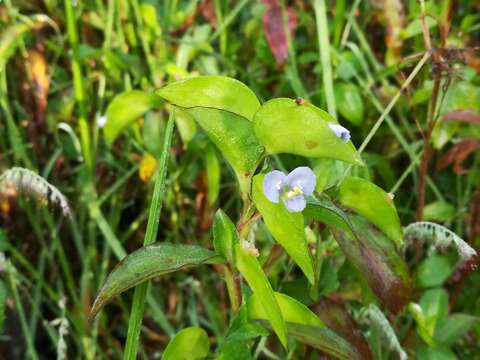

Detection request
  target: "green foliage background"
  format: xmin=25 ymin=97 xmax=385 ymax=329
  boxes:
xmin=0 ymin=0 xmax=479 ymax=359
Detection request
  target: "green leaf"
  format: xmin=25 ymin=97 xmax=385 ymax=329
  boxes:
xmin=162 ymin=327 xmax=209 ymax=360
xmin=90 ymin=243 xmax=224 ymax=319
xmin=285 ymin=323 xmax=362 ymax=360
xmin=213 ymin=209 xmax=238 ymax=263
xmin=337 ymin=176 xmax=403 ymax=246
xmin=183 ymin=107 xmax=264 ymax=195
xmin=413 ymin=289 xmax=449 ymax=344
xmin=249 ymin=293 xmax=363 ymax=360
xmin=0 ymin=15 xmax=56 ymax=68
xmin=416 ymin=255 xmax=453 ymax=288
xmin=334 ymin=83 xmax=364 ymax=126
xmin=104 ymin=90 xmax=163 ymax=145
xmin=234 ymin=243 xmax=287 ymax=349
xmin=304 ymin=195 xmax=355 ymax=234
xmin=248 ymin=292 xmax=324 ymax=328
xmin=156 ymin=76 xmax=261 ymax=121
xmin=205 ymin=144 xmax=220 ymax=207
xmin=253 ymin=98 xmax=363 ymax=166
xmin=142 ymin=112 xmax=164 ymax=156
xmin=331 ymin=215 xmax=412 ymax=313
xmin=174 ymin=108 xmax=197 ymax=148
xmin=252 ymin=174 xmax=315 ymax=284
xmin=423 ymin=201 xmax=456 ymax=222
xmin=416 ymin=346 xmax=456 ymax=360
xmin=216 ymin=305 xmax=267 ymax=360
xmin=435 ymin=314 xmax=480 ymax=345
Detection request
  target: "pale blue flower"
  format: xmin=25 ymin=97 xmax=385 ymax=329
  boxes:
xmin=263 ymin=167 xmax=316 ymax=212
xmin=328 ymin=123 xmax=350 ymax=142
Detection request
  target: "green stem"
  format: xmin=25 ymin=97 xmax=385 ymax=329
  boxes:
xmin=314 ymin=0 xmax=336 ymax=118
xmin=123 ymin=112 xmax=175 ymax=360
xmin=64 ymin=0 xmax=93 ymax=172
xmin=7 ymin=263 xmax=39 ymax=360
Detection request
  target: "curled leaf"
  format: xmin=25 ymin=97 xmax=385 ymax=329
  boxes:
xmin=0 ymin=167 xmax=69 ymax=216
xmin=90 ymin=243 xmax=224 ymax=320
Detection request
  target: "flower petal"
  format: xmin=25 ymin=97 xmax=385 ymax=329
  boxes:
xmin=285 ymin=166 xmax=316 ymax=196
xmin=283 ymin=195 xmax=307 ymax=212
xmin=263 ymin=170 xmax=287 ymax=203
xmin=328 ymin=123 xmax=351 ymax=143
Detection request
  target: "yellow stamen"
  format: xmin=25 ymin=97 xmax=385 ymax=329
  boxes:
xmin=286 ymin=186 xmax=303 ymax=199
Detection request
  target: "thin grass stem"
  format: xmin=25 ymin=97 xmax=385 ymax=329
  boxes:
xmin=123 ymin=111 xmax=175 ymax=359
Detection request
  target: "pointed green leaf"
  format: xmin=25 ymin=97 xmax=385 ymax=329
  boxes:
xmin=435 ymin=314 xmax=480 ymax=346
xmin=286 ymin=323 xmax=362 ymax=360
xmin=90 ymin=243 xmax=224 ymax=319
xmin=419 ymin=289 xmax=449 ymax=338
xmin=304 ymin=195 xmax=355 ymax=234
xmin=416 ymin=255 xmax=452 ymax=288
xmin=331 ymin=216 xmax=412 ymax=313
xmin=216 ymin=305 xmax=268 ymax=360
xmin=248 ymin=292 xmax=324 ymax=328
xmin=234 ymin=243 xmax=287 ymax=349
xmin=337 ymin=177 xmax=403 ymax=246
xmin=156 ymin=76 xmax=260 ymax=121
xmin=253 ymin=98 xmax=363 ymax=165
xmin=162 ymin=327 xmax=209 ymax=360
xmin=184 ymin=107 xmax=264 ymax=194
xmin=213 ymin=209 xmax=238 ymax=263
xmin=104 ymin=90 xmax=163 ymax=145
xmin=252 ymin=174 xmax=315 ymax=284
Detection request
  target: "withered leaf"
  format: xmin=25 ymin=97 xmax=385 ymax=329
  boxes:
xmin=262 ymin=0 xmax=297 ymax=66
xmin=437 ymin=139 xmax=480 ymax=174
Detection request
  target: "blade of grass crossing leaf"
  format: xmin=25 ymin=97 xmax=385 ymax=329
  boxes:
xmin=123 ymin=112 xmax=175 ymax=360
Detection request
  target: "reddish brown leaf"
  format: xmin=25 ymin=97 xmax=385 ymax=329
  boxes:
xmin=262 ymin=0 xmax=297 ymax=66
xmin=331 ymin=215 xmax=412 ymax=314
xmin=443 ymin=110 xmax=480 ymax=124
xmin=199 ymin=0 xmax=216 ymax=27
xmin=314 ymin=299 xmax=373 ymax=359
xmin=437 ymin=139 xmax=480 ymax=174
xmin=383 ymin=0 xmax=405 ymax=65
